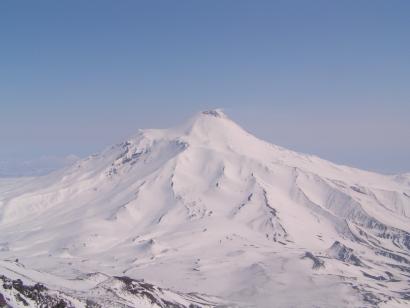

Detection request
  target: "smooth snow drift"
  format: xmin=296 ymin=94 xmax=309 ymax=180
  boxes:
xmin=0 ymin=110 xmax=409 ymax=307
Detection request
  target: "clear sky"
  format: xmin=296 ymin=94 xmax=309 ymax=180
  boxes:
xmin=1 ymin=0 xmax=409 ymax=174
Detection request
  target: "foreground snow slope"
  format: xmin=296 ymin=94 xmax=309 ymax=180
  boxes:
xmin=0 ymin=110 xmax=409 ymax=307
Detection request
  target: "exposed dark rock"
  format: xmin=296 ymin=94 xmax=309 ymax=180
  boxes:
xmin=350 ymin=284 xmax=383 ymax=306
xmin=202 ymin=110 xmax=224 ymax=118
xmin=0 ymin=293 xmax=8 ymax=307
xmin=386 ymin=263 xmax=410 ymax=273
xmin=397 ymin=291 xmax=410 ymax=300
xmin=362 ymin=292 xmax=382 ymax=305
xmin=328 ymin=241 xmax=364 ymax=266
xmin=362 ymin=271 xmax=387 ymax=281
xmin=0 ymin=271 xmax=222 ymax=307
xmin=113 ymin=276 xmax=221 ymax=308
xmin=114 ymin=276 xmax=186 ymax=307
xmin=0 ymin=275 xmax=72 ymax=307
xmin=85 ymin=299 xmax=101 ymax=308
xmin=302 ymin=252 xmax=325 ymax=269
xmin=15 ymin=293 xmax=28 ymax=306
xmin=374 ymin=249 xmax=410 ymax=264
xmin=350 ymin=186 xmax=367 ymax=194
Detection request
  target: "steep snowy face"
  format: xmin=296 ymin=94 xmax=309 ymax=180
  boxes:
xmin=126 ymin=109 xmax=276 ymax=159
xmin=0 ymin=110 xmax=409 ymax=308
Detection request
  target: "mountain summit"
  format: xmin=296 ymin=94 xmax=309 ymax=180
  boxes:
xmin=0 ymin=110 xmax=409 ymax=307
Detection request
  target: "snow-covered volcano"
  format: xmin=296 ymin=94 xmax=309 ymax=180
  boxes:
xmin=0 ymin=110 xmax=409 ymax=307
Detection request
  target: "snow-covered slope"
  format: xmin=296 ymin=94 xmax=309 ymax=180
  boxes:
xmin=0 ymin=110 xmax=409 ymax=307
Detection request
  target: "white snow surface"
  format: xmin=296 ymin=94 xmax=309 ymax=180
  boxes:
xmin=0 ymin=110 xmax=409 ymax=307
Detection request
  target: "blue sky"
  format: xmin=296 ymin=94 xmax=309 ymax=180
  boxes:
xmin=0 ymin=0 xmax=409 ymax=174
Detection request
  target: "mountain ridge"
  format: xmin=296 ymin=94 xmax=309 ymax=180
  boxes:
xmin=0 ymin=110 xmax=409 ymax=307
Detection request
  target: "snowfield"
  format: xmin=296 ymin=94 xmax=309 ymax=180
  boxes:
xmin=0 ymin=110 xmax=409 ymax=307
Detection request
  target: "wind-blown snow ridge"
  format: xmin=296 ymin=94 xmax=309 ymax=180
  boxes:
xmin=0 ymin=109 xmax=409 ymax=307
